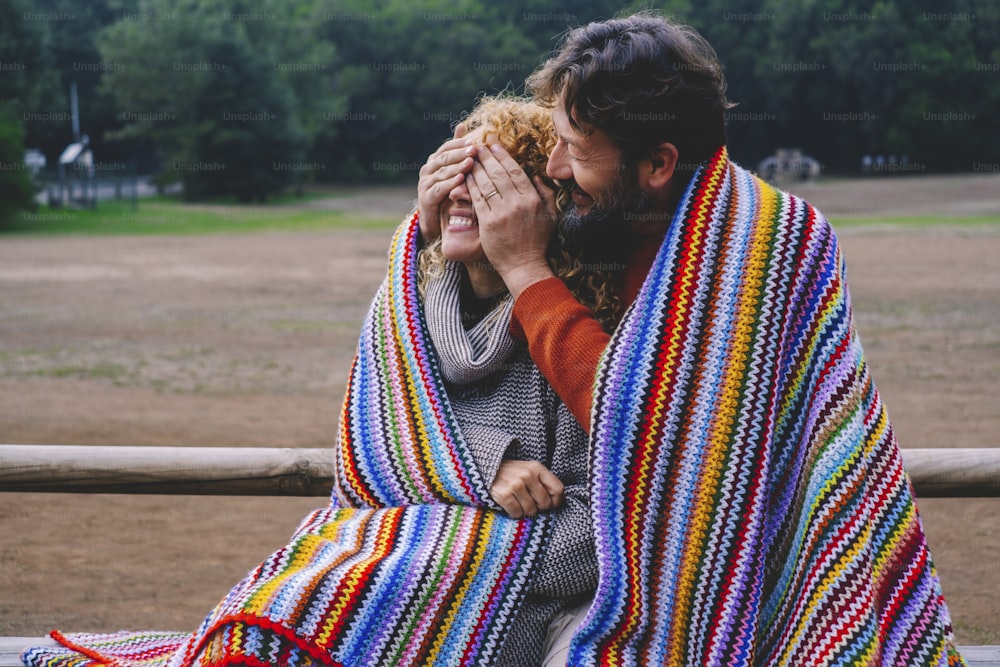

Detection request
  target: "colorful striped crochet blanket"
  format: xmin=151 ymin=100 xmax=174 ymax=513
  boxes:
xmin=22 ymin=219 xmax=553 ymax=666
xmin=23 ymin=147 xmax=965 ymax=667
xmin=566 ymin=148 xmax=965 ymax=666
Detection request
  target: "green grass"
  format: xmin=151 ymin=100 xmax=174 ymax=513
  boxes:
xmin=6 ymin=198 xmax=998 ymax=236
xmin=4 ymin=199 xmax=400 ymax=235
xmin=829 ymin=214 xmax=1000 ymax=228
xmin=154 ymin=190 xmax=334 ymax=206
xmin=35 ymin=362 xmax=127 ymax=380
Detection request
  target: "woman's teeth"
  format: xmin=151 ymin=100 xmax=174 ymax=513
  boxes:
xmin=449 ymin=216 xmax=477 ymax=228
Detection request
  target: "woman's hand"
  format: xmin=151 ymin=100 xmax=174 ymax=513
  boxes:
xmin=416 ymin=132 xmax=473 ymax=242
xmin=490 ymin=460 xmax=565 ymax=518
xmin=467 ymin=143 xmax=559 ymax=298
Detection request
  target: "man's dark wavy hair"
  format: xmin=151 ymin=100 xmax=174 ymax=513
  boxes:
xmin=526 ymin=12 xmax=733 ymax=168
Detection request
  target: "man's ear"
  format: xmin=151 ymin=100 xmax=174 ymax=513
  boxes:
xmin=638 ymin=142 xmax=679 ymax=190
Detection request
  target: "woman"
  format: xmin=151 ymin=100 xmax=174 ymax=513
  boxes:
xmin=24 ymin=96 xmax=605 ymax=667
xmin=415 ymin=97 xmax=610 ymax=664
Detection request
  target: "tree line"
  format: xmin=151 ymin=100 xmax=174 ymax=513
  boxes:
xmin=2 ymin=0 xmax=997 ymax=209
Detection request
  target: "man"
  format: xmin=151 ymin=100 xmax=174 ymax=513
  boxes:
xmin=447 ymin=11 xmax=966 ymax=667
xmin=464 ymin=15 xmax=731 ymax=434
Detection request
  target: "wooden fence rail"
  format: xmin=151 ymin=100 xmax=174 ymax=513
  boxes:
xmin=0 ymin=444 xmax=332 ymax=496
xmin=2 ymin=444 xmax=1000 ymax=497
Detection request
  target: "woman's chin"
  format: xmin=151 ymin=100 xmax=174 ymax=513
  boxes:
xmin=441 ymin=239 xmax=483 ymax=265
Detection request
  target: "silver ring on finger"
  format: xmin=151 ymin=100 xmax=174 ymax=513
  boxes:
xmin=484 ymin=190 xmax=500 ymax=201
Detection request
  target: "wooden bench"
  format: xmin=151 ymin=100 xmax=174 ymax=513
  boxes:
xmin=3 ymin=444 xmax=999 ymax=666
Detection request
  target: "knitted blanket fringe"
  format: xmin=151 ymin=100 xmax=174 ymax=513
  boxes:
xmin=22 ymin=217 xmax=552 ymax=667
xmin=22 ymin=148 xmax=966 ymax=667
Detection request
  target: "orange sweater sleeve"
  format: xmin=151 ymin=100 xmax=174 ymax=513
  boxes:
xmin=510 ymin=236 xmax=662 ymax=434
xmin=510 ymin=277 xmax=609 ymax=433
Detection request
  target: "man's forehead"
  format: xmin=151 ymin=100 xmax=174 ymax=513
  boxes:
xmin=552 ymin=103 xmax=589 ymax=142
xmin=552 ymin=104 xmax=621 ymax=159
xmin=550 ymin=105 xmax=570 ymax=133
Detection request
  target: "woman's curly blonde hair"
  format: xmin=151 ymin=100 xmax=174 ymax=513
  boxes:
xmin=419 ymin=94 xmax=622 ymax=332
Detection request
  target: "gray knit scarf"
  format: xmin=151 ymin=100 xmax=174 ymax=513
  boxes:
xmin=424 ymin=262 xmax=517 ymax=385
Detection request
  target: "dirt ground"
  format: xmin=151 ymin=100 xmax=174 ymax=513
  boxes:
xmin=1 ymin=175 xmax=999 ymax=646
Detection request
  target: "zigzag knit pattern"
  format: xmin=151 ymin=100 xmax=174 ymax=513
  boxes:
xmin=568 ymin=147 xmax=966 ymax=666
xmin=22 ymin=216 xmax=552 ymax=667
xmin=22 ymin=632 xmax=188 ymax=667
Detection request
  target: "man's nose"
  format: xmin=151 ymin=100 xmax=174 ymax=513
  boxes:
xmin=547 ymin=143 xmax=572 ymax=180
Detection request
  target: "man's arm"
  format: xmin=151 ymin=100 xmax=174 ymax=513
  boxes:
xmin=511 ymin=278 xmax=609 ymax=433
xmin=464 ymin=142 xmax=616 ymax=431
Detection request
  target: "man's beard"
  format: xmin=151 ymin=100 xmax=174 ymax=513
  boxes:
xmin=558 ymin=169 xmax=658 ymax=243
xmin=553 ymin=169 xmax=660 ymax=273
